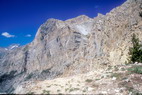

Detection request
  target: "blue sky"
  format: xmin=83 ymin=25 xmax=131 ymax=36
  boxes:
xmin=0 ymin=0 xmax=126 ymax=47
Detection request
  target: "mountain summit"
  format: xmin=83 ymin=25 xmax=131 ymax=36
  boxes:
xmin=0 ymin=0 xmax=142 ymax=94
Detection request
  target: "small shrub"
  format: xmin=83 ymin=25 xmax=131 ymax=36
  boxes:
xmin=65 ymin=88 xmax=69 ymax=92
xmin=74 ymin=88 xmax=80 ymax=90
xmin=57 ymin=89 xmax=60 ymax=92
xmin=85 ymin=79 xmax=93 ymax=83
xmin=61 ymin=86 xmax=64 ymax=88
xmin=127 ymin=66 xmax=142 ymax=74
xmin=126 ymin=86 xmax=142 ymax=95
xmin=101 ymin=76 xmax=104 ymax=79
xmin=107 ymin=65 xmax=112 ymax=70
xmin=77 ymin=84 xmax=80 ymax=86
xmin=27 ymin=92 xmax=34 ymax=95
xmin=83 ymin=89 xmax=86 ymax=92
xmin=42 ymin=90 xmax=50 ymax=94
xmin=69 ymin=88 xmax=79 ymax=92
xmin=114 ymin=66 xmax=119 ymax=71
xmin=47 ymin=85 xmax=51 ymax=88
xmin=54 ymin=84 xmax=58 ymax=86
xmin=121 ymin=68 xmax=125 ymax=71
xmin=122 ymin=77 xmax=128 ymax=80
xmin=95 ymin=79 xmax=100 ymax=81
xmin=111 ymin=73 xmax=121 ymax=79
xmin=128 ymin=34 xmax=142 ymax=63
xmin=58 ymin=93 xmax=63 ymax=95
xmin=92 ymin=84 xmax=98 ymax=88
xmin=69 ymin=88 xmax=74 ymax=92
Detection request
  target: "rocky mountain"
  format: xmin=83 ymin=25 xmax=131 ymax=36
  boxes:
xmin=0 ymin=0 xmax=142 ymax=94
xmin=0 ymin=44 xmax=20 ymax=58
xmin=0 ymin=48 xmax=7 ymax=60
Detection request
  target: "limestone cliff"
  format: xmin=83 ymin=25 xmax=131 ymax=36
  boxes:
xmin=0 ymin=0 xmax=142 ymax=93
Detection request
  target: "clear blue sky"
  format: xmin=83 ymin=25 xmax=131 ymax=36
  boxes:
xmin=0 ymin=0 xmax=126 ymax=47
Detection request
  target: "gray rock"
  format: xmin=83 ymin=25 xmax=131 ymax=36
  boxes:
xmin=0 ymin=0 xmax=142 ymax=93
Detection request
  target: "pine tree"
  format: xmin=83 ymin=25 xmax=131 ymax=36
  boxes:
xmin=128 ymin=34 xmax=142 ymax=63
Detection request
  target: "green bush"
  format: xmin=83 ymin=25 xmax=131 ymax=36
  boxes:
xmin=42 ymin=90 xmax=50 ymax=94
xmin=128 ymin=34 xmax=142 ymax=63
xmin=85 ymin=79 xmax=93 ymax=83
xmin=27 ymin=92 xmax=34 ymax=95
xmin=127 ymin=66 xmax=142 ymax=74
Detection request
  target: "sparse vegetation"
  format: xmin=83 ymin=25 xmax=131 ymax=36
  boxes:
xmin=69 ymin=88 xmax=80 ymax=92
xmin=101 ymin=76 xmax=104 ymax=79
xmin=42 ymin=90 xmax=50 ymax=94
xmin=121 ymin=67 xmax=125 ymax=71
xmin=27 ymin=92 xmax=35 ymax=95
xmin=69 ymin=88 xmax=74 ymax=92
xmin=126 ymin=86 xmax=142 ymax=95
xmin=57 ymin=89 xmax=61 ymax=92
xmin=127 ymin=66 xmax=142 ymax=74
xmin=95 ymin=78 xmax=100 ymax=81
xmin=83 ymin=89 xmax=86 ymax=92
xmin=92 ymin=84 xmax=99 ymax=88
xmin=85 ymin=79 xmax=93 ymax=83
xmin=46 ymin=85 xmax=51 ymax=88
xmin=121 ymin=77 xmax=128 ymax=80
xmin=54 ymin=84 xmax=58 ymax=86
xmin=114 ymin=66 xmax=119 ymax=71
xmin=107 ymin=65 xmax=112 ymax=70
xmin=58 ymin=93 xmax=63 ymax=95
xmin=128 ymin=34 xmax=142 ymax=63
xmin=65 ymin=88 xmax=69 ymax=92
xmin=111 ymin=73 xmax=122 ymax=79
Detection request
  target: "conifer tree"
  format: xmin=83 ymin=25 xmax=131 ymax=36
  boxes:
xmin=128 ymin=34 xmax=142 ymax=63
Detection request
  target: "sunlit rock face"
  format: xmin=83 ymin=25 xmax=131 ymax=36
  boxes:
xmin=0 ymin=0 xmax=142 ymax=93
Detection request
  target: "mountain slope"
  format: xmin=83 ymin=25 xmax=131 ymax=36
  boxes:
xmin=0 ymin=0 xmax=142 ymax=93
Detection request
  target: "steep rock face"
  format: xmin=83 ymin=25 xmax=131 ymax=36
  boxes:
xmin=0 ymin=0 xmax=142 ymax=93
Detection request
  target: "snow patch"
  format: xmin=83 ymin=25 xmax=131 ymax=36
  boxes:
xmin=10 ymin=45 xmax=19 ymax=50
xmin=7 ymin=44 xmax=20 ymax=50
xmin=76 ymin=25 xmax=89 ymax=35
xmin=4 ymin=48 xmax=8 ymax=51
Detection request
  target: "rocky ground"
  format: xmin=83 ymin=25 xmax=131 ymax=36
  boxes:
xmin=14 ymin=63 xmax=142 ymax=95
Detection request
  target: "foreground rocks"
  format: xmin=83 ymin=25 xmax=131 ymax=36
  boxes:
xmin=0 ymin=0 xmax=142 ymax=93
xmin=14 ymin=64 xmax=142 ymax=94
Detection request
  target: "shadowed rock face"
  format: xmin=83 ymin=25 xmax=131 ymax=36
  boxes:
xmin=0 ymin=0 xmax=142 ymax=93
